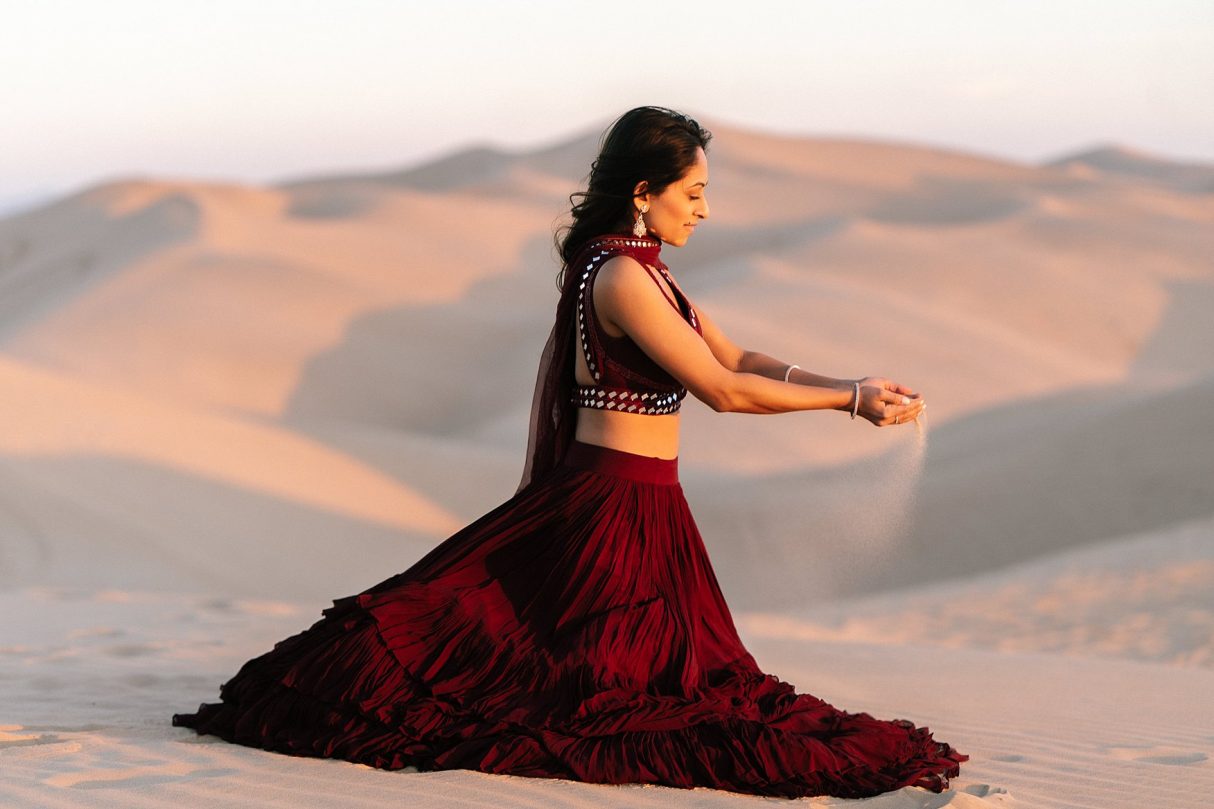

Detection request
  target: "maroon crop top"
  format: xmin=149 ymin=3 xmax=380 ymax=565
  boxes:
xmin=570 ymin=233 xmax=704 ymax=415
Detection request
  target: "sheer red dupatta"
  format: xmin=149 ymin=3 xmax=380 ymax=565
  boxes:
xmin=515 ymin=233 xmax=663 ymax=494
xmin=515 ymin=237 xmax=587 ymax=494
xmin=515 ymin=286 xmax=575 ymax=494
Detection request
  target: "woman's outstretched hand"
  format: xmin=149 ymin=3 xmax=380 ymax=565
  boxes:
xmin=853 ymin=376 xmax=926 ymax=427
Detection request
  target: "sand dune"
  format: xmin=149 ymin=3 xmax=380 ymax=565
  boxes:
xmin=0 ymin=353 xmax=466 ymax=598
xmin=740 ymin=512 xmax=1214 ymax=668
xmin=1045 ymin=144 xmax=1214 ymax=194
xmin=1 ymin=120 xmax=1212 ymax=806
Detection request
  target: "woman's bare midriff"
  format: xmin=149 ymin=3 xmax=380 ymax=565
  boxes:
xmin=572 ymin=316 xmax=681 ymax=460
xmin=574 ymin=408 xmax=680 ymax=460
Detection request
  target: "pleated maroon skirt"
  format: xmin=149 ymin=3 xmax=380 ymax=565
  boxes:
xmin=171 ymin=439 xmax=968 ymax=798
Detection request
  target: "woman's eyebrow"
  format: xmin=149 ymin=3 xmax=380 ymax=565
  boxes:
xmin=688 ymin=181 xmax=707 ymax=188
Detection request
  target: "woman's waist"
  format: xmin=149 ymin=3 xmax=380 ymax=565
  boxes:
xmin=559 ymin=437 xmax=679 ymax=485
xmin=572 ymin=409 xmax=677 ymax=456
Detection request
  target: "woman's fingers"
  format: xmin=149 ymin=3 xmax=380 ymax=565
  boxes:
xmin=887 ymin=398 xmax=926 ymax=426
xmin=873 ymin=392 xmax=926 ymax=426
xmin=879 ymin=389 xmax=913 ymax=405
xmin=880 ymin=379 xmax=920 ymax=399
xmin=861 ymin=384 xmax=926 ymax=426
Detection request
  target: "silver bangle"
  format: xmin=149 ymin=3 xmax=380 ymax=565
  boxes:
xmin=783 ymin=363 xmax=800 ymax=383
xmin=850 ymin=381 xmax=860 ymax=419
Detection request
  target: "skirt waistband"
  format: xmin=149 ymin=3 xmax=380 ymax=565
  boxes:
xmin=560 ymin=440 xmax=679 ymax=485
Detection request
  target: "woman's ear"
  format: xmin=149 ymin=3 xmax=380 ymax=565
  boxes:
xmin=632 ymin=180 xmax=649 ymax=206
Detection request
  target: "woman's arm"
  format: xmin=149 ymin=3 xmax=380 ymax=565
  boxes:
xmin=597 ymin=258 xmax=881 ymax=416
xmin=692 ymin=298 xmax=857 ymax=396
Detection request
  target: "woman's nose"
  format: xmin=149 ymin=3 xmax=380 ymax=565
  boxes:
xmin=698 ymin=198 xmax=709 ymax=220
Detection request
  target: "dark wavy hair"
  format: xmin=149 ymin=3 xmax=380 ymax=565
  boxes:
xmin=554 ymin=106 xmax=712 ymax=289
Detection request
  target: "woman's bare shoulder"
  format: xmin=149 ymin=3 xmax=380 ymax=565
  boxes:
xmin=596 ymin=253 xmax=663 ymax=290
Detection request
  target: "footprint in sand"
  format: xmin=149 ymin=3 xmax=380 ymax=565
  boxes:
xmin=195 ymin=597 xmax=299 ymax=617
xmin=989 ymin=753 xmax=1025 ymax=762
xmin=44 ymin=763 xmax=236 ymax=789
xmin=0 ymin=727 xmax=82 ymax=759
xmin=199 ymin=597 xmax=235 ymax=612
xmin=67 ymin=627 xmax=126 ymax=639
xmin=1105 ymin=745 xmax=1208 ymax=766
xmin=104 ymin=642 xmax=160 ymax=658
xmin=962 ymin=784 xmax=1011 ymax=797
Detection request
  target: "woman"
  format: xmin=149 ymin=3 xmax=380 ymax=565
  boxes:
xmin=172 ymin=106 xmax=966 ymax=799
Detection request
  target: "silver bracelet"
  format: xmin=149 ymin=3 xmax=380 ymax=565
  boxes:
xmin=850 ymin=381 xmax=860 ymax=419
xmin=783 ymin=363 xmax=800 ymax=383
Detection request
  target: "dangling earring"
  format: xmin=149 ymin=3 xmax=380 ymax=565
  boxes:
xmin=633 ymin=203 xmax=649 ymax=237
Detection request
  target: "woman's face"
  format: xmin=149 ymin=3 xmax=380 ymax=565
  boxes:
xmin=634 ymin=146 xmax=710 ymax=247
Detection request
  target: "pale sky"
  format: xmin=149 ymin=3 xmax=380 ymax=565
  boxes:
xmin=2 ymin=0 xmax=1212 ymax=216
